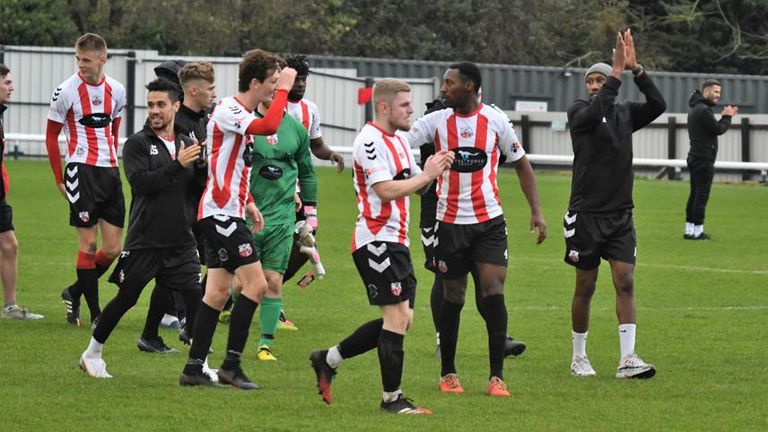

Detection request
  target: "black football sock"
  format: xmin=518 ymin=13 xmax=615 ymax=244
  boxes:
xmin=78 ymin=268 xmax=100 ymax=322
xmin=180 ymin=289 xmax=200 ymax=336
xmin=92 ymin=289 xmax=140 ymax=344
xmin=377 ymin=329 xmax=405 ymax=393
xmin=338 ymin=318 xmax=383 ymax=359
xmin=187 ymin=302 xmax=220 ymax=367
xmin=141 ymin=285 xmax=167 ymax=340
xmin=481 ymin=294 xmax=508 ymax=380
xmin=222 ymin=295 xmax=259 ymax=370
xmin=438 ymin=299 xmax=463 ymax=376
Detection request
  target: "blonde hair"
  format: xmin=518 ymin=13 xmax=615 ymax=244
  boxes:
xmin=373 ymin=79 xmax=411 ymax=112
xmin=178 ymin=62 xmax=215 ymax=86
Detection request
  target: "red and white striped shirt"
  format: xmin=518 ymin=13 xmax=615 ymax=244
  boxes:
xmin=287 ymin=99 xmax=322 ymax=139
xmin=198 ymin=96 xmax=257 ymax=220
xmin=407 ymin=104 xmax=524 ymax=225
xmin=47 ymin=73 xmax=126 ymax=168
xmin=351 ymin=122 xmax=421 ymax=251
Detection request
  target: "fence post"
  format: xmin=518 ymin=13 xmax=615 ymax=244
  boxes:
xmin=667 ymin=117 xmax=679 ymax=180
xmin=364 ymin=77 xmax=374 ymax=123
xmin=126 ymin=51 xmax=137 ymax=138
xmin=520 ymin=114 xmax=531 ymax=153
xmin=741 ymin=117 xmax=750 ymax=181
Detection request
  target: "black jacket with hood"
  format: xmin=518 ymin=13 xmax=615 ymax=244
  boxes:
xmin=122 ymin=124 xmax=204 ymax=250
xmin=687 ymin=90 xmax=731 ymax=161
xmin=566 ymin=73 xmax=667 ymax=214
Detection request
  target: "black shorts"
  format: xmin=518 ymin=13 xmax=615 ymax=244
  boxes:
xmin=108 ymin=246 xmax=201 ymax=295
xmin=433 ymin=215 xmax=508 ymax=279
xmin=199 ymin=216 xmax=260 ymax=273
xmin=66 ymin=163 xmax=125 ymax=228
xmin=352 ymin=241 xmax=416 ymax=307
xmin=563 ymin=210 xmax=636 ymax=270
xmin=0 ymin=201 xmax=13 ymax=232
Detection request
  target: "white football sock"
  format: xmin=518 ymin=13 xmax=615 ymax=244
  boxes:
xmin=382 ymin=389 xmax=402 ymax=403
xmin=685 ymin=222 xmax=694 ymax=235
xmin=84 ymin=337 xmax=104 ymax=359
xmin=326 ymin=345 xmax=343 ymax=369
xmin=694 ymin=225 xmax=704 ymax=236
xmin=572 ymin=330 xmax=587 ymax=358
xmin=619 ymin=323 xmax=637 ymax=358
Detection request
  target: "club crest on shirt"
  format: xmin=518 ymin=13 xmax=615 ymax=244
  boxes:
xmin=390 ymin=282 xmax=402 ymax=296
xmin=92 ymin=96 xmax=102 ymax=106
xmin=266 ymin=134 xmax=278 ymax=145
xmin=78 ymin=211 xmax=90 ymax=223
xmin=460 ymin=127 xmax=474 ymax=139
xmin=238 ymin=243 xmax=253 ymax=258
xmin=568 ymin=249 xmax=580 ymax=262
xmin=76 ymin=147 xmax=85 ymax=156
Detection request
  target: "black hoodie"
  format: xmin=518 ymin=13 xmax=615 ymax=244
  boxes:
xmin=566 ymin=73 xmax=667 ymax=214
xmin=687 ymin=90 xmax=731 ymax=161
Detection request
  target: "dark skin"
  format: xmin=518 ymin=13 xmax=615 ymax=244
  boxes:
xmin=438 ymin=67 xmax=547 ymax=300
xmin=572 ymin=29 xmax=640 ymax=333
xmin=289 ymin=75 xmax=344 ymax=172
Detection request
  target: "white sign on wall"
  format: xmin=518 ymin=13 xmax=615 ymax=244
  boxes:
xmin=515 ymin=100 xmax=548 ymax=112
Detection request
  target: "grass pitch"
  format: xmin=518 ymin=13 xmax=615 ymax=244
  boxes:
xmin=1 ymin=161 xmax=766 ymax=431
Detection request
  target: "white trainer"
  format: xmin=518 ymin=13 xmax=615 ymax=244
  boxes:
xmin=160 ymin=313 xmax=181 ymax=329
xmin=616 ymin=353 xmax=656 ymax=379
xmin=2 ymin=305 xmax=44 ymax=320
xmin=80 ymin=354 xmax=112 ymax=379
xmin=570 ymin=355 xmax=597 ymax=376
xmin=202 ymin=357 xmax=219 ymax=383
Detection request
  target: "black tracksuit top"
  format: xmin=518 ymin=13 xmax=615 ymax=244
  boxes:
xmin=122 ymin=124 xmax=203 ymax=250
xmin=566 ymin=73 xmax=666 ymax=214
xmin=687 ymin=90 xmax=732 ymax=162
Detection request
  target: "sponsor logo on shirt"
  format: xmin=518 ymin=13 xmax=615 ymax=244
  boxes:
xmin=79 ymin=113 xmax=112 ymax=128
xmin=259 ymin=164 xmax=283 ymax=180
xmin=451 ymin=146 xmax=488 ymax=172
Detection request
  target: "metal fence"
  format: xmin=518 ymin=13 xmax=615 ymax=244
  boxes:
xmin=1 ymin=45 xmax=766 ymax=181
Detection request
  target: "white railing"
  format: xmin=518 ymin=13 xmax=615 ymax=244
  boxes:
xmin=6 ymin=134 xmax=767 ymax=181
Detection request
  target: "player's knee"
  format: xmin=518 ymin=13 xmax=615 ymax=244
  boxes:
xmin=615 ymin=278 xmax=634 ymax=297
xmin=0 ymin=235 xmax=18 ymax=255
xmin=102 ymin=245 xmax=122 ymax=260
xmin=443 ymin=288 xmax=465 ymax=305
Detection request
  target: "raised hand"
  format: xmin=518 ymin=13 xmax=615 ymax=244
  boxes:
xmin=722 ymin=105 xmax=739 ymax=117
xmin=623 ymin=28 xmax=638 ymax=70
xmin=277 ymin=67 xmax=297 ymax=91
xmin=612 ymin=31 xmax=626 ymax=75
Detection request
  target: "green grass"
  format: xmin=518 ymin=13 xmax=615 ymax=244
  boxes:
xmin=1 ymin=161 xmax=766 ymax=431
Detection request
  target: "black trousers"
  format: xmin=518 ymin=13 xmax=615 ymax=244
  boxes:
xmin=686 ymin=156 xmax=715 ymax=225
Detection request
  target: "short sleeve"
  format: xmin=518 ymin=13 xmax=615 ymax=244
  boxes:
xmin=47 ymin=84 xmax=70 ymax=124
xmin=308 ymin=102 xmax=322 ymax=139
xmin=216 ymin=100 xmax=257 ymax=136
xmin=354 ymin=136 xmax=392 ymax=186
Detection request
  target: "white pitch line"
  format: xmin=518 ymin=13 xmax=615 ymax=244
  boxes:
xmin=508 ymin=305 xmax=768 ymax=312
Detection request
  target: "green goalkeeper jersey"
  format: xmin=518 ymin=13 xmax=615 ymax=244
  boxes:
xmin=250 ymin=112 xmax=317 ymax=225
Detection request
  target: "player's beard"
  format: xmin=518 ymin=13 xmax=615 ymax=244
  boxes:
xmin=149 ymin=116 xmax=170 ymax=132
